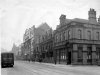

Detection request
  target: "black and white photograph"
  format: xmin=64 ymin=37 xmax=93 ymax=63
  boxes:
xmin=1 ymin=0 xmax=100 ymax=75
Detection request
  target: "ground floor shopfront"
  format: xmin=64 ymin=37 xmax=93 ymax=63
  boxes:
xmin=54 ymin=43 xmax=100 ymax=65
xmin=34 ymin=50 xmax=54 ymax=63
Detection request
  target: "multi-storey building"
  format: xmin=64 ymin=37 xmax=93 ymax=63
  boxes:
xmin=20 ymin=43 xmax=25 ymax=59
xmin=33 ymin=23 xmax=52 ymax=61
xmin=23 ymin=25 xmax=35 ymax=60
xmin=21 ymin=8 xmax=100 ymax=65
xmin=53 ymin=8 xmax=100 ymax=65
xmin=38 ymin=28 xmax=54 ymax=63
xmin=22 ymin=23 xmax=51 ymax=61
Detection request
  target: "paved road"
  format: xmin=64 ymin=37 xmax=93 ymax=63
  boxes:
xmin=1 ymin=61 xmax=100 ymax=75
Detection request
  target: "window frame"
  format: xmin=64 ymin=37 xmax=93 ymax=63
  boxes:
xmin=68 ymin=30 xmax=71 ymax=39
xmin=96 ymin=32 xmax=99 ymax=40
xmin=87 ymin=31 xmax=91 ymax=40
xmin=78 ymin=29 xmax=82 ymax=39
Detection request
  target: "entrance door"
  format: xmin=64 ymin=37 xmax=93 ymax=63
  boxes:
xmin=87 ymin=47 xmax=92 ymax=65
xmin=67 ymin=51 xmax=71 ymax=64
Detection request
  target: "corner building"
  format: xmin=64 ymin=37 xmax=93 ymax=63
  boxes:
xmin=54 ymin=8 xmax=100 ymax=65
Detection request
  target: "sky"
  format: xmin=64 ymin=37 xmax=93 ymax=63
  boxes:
xmin=0 ymin=0 xmax=100 ymax=51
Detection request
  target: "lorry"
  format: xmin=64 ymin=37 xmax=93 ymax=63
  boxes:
xmin=1 ymin=52 xmax=14 ymax=68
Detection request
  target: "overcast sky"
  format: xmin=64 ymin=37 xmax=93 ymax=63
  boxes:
xmin=0 ymin=0 xmax=100 ymax=51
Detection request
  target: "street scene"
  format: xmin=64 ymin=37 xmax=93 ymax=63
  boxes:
xmin=1 ymin=0 xmax=100 ymax=75
xmin=1 ymin=61 xmax=100 ymax=75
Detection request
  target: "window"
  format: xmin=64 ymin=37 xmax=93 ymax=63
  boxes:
xmin=65 ymin=31 xmax=67 ymax=40
xmin=87 ymin=46 xmax=92 ymax=64
xmin=57 ymin=35 xmax=58 ymax=42
xmin=55 ymin=35 xmax=57 ymax=42
xmin=63 ymin=31 xmax=65 ymax=41
xmin=78 ymin=47 xmax=83 ymax=62
xmin=60 ymin=49 xmax=66 ymax=60
xmin=61 ymin=33 xmax=63 ymax=41
xmin=68 ymin=30 xmax=71 ymax=39
xmin=96 ymin=48 xmax=100 ymax=59
xmin=55 ymin=35 xmax=58 ymax=42
xmin=78 ymin=29 xmax=82 ymax=39
xmin=59 ymin=33 xmax=61 ymax=41
xmin=87 ymin=31 xmax=91 ymax=40
xmin=87 ymin=47 xmax=92 ymax=56
xmin=96 ymin=32 xmax=99 ymax=40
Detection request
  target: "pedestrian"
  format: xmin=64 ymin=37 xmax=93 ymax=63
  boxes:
xmin=28 ymin=59 xmax=30 ymax=62
xmin=39 ymin=58 xmax=42 ymax=63
xmin=54 ymin=59 xmax=56 ymax=65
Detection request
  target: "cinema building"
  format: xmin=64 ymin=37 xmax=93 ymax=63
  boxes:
xmin=53 ymin=8 xmax=100 ymax=65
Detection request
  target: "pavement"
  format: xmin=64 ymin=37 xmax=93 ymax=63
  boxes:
xmin=35 ymin=61 xmax=100 ymax=74
xmin=1 ymin=60 xmax=100 ymax=75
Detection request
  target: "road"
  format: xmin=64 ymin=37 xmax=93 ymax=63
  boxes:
xmin=1 ymin=61 xmax=100 ymax=75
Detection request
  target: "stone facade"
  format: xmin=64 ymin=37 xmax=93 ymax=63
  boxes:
xmin=22 ymin=23 xmax=51 ymax=61
xmin=39 ymin=28 xmax=54 ymax=63
xmin=21 ymin=8 xmax=100 ymax=65
xmin=33 ymin=24 xmax=53 ymax=62
xmin=53 ymin=8 xmax=100 ymax=65
xmin=22 ymin=25 xmax=35 ymax=60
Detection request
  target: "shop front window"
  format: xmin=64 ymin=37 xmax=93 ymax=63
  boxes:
xmin=87 ymin=47 xmax=92 ymax=64
xmin=96 ymin=47 xmax=100 ymax=60
xmin=60 ymin=49 xmax=66 ymax=62
xmin=78 ymin=47 xmax=83 ymax=62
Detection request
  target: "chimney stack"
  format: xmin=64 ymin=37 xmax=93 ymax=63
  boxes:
xmin=59 ymin=14 xmax=66 ymax=25
xmin=88 ymin=8 xmax=97 ymax=24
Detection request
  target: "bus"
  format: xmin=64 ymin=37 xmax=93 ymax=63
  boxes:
xmin=1 ymin=52 xmax=14 ymax=68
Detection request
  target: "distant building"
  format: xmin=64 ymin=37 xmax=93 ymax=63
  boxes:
xmin=22 ymin=23 xmax=51 ymax=61
xmin=22 ymin=25 xmax=35 ymax=60
xmin=11 ymin=43 xmax=19 ymax=59
xmin=35 ymin=28 xmax=54 ymax=62
xmin=23 ymin=25 xmax=35 ymax=42
xmin=33 ymin=23 xmax=52 ymax=61
xmin=17 ymin=44 xmax=22 ymax=56
xmin=53 ymin=8 xmax=100 ymax=65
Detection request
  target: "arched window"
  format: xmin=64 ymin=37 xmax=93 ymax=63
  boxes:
xmin=55 ymin=34 xmax=58 ymax=42
xmin=68 ymin=30 xmax=71 ymax=39
xmin=78 ymin=29 xmax=82 ymax=39
xmin=87 ymin=31 xmax=91 ymax=40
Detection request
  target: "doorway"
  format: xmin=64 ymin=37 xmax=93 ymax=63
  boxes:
xmin=67 ymin=51 xmax=71 ymax=64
